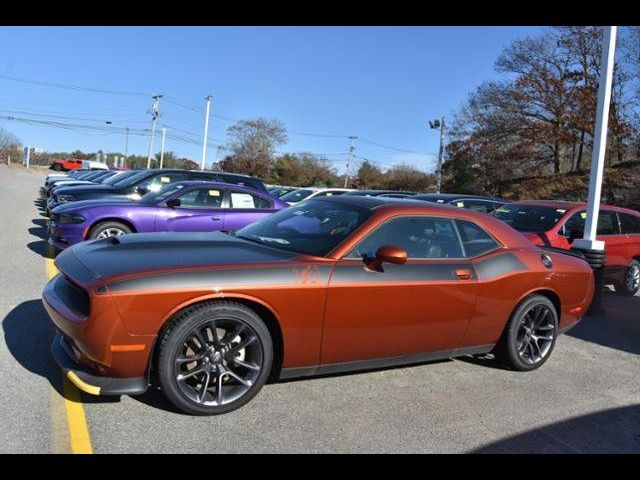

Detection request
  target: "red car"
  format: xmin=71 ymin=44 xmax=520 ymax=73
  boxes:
xmin=50 ymin=157 xmax=84 ymax=171
xmin=43 ymin=197 xmax=594 ymax=415
xmin=494 ymin=201 xmax=640 ymax=296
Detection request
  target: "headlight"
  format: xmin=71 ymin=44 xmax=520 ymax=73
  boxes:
xmin=57 ymin=195 xmax=75 ymax=203
xmin=58 ymin=213 xmax=86 ymax=224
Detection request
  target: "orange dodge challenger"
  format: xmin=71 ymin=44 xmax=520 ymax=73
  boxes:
xmin=43 ymin=196 xmax=594 ymax=415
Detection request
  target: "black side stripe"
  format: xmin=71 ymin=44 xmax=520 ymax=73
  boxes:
xmin=107 ymin=266 xmax=333 ymax=292
xmin=331 ymin=263 xmax=476 ymax=284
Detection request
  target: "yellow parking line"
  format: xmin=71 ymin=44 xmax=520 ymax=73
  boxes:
xmin=45 ymin=250 xmax=94 ymax=454
xmin=62 ymin=377 xmax=94 ymax=454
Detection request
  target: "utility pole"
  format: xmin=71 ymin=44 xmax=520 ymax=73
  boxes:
xmin=429 ymin=117 xmax=446 ymax=194
xmin=160 ymin=127 xmax=167 ymax=169
xmin=344 ymin=136 xmax=357 ymax=188
xmin=201 ymin=95 xmax=212 ymax=171
xmin=146 ymin=94 xmax=162 ymax=169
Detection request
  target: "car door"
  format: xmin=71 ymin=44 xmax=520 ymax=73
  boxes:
xmin=617 ymin=211 xmax=640 ymax=269
xmin=223 ymin=189 xmax=275 ymax=232
xmin=321 ymin=215 xmax=478 ymax=365
xmin=159 ymin=187 xmax=226 ymax=232
xmin=561 ymin=208 xmax=627 ymax=282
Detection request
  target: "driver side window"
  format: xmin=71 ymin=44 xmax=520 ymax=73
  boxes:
xmin=347 ymin=216 xmax=464 ymax=259
xmin=177 ymin=188 xmax=223 ymax=209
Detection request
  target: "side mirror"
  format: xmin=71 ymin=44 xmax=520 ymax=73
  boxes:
xmin=166 ymin=198 xmax=181 ymax=208
xmin=136 ymin=185 xmax=148 ymax=195
xmin=365 ymin=245 xmax=408 ymax=271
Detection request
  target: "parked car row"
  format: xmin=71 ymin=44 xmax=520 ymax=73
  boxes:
xmin=37 ymin=167 xmax=637 ymax=417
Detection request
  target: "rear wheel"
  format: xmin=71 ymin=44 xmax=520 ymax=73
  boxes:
xmin=52 ymin=163 xmax=63 ymax=171
xmin=157 ymin=301 xmax=273 ymax=415
xmin=493 ymin=294 xmax=558 ymax=371
xmin=87 ymin=221 xmax=132 ymax=240
xmin=617 ymin=260 xmax=640 ymax=297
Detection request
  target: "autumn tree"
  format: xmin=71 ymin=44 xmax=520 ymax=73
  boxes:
xmin=219 ymin=118 xmax=287 ymax=178
xmin=0 ymin=128 xmax=21 ymax=163
xmin=380 ymin=164 xmax=435 ymax=192
xmin=353 ymin=160 xmax=384 ymax=189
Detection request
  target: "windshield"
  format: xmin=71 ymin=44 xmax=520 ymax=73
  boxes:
xmin=235 ymin=199 xmax=372 ymax=257
xmin=112 ymin=170 xmax=153 ymax=188
xmin=493 ymin=205 xmax=567 ymax=232
xmin=102 ymin=171 xmax=135 ymax=185
xmin=139 ymin=183 xmax=186 ymax=204
xmin=281 ymin=189 xmax=315 ymax=203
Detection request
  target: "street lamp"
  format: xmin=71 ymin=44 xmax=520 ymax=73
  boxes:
xmin=429 ymin=117 xmax=445 ymax=194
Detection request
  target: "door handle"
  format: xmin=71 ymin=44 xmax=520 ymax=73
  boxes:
xmin=455 ymin=268 xmax=473 ymax=280
xmin=212 ymin=217 xmax=222 ymax=221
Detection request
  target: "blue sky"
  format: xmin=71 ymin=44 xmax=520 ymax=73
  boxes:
xmin=0 ymin=26 xmax=545 ymax=172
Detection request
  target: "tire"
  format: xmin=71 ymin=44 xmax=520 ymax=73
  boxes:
xmin=52 ymin=163 xmax=63 ymax=171
xmin=493 ymin=294 xmax=558 ymax=371
xmin=617 ymin=260 xmax=640 ymax=297
xmin=157 ymin=301 xmax=273 ymax=415
xmin=87 ymin=221 xmax=132 ymax=240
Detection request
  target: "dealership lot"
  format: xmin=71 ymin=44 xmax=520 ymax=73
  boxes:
xmin=1 ymin=165 xmax=639 ymax=453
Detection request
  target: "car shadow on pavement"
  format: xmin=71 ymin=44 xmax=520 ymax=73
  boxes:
xmin=27 ymin=240 xmax=57 ymax=260
xmin=471 ymin=404 xmax=640 ymax=453
xmin=2 ymin=300 xmax=119 ymax=404
xmin=567 ymin=292 xmax=640 ymax=356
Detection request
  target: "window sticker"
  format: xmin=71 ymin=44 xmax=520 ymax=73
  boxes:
xmin=581 ymin=212 xmax=587 ymax=219
xmin=160 ymin=176 xmax=171 ymax=183
xmin=326 ymin=192 xmax=333 ymax=196
xmin=456 ymin=201 xmax=465 ymax=208
xmin=209 ymin=190 xmax=220 ymax=197
xmin=231 ymin=192 xmax=256 ymax=208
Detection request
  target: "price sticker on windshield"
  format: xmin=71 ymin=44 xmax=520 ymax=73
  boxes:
xmin=209 ymin=190 xmax=220 ymax=197
xmin=581 ymin=212 xmax=587 ymax=219
xmin=160 ymin=176 xmax=171 ymax=183
xmin=456 ymin=201 xmax=465 ymax=208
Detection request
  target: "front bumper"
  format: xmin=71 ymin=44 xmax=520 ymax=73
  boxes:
xmin=47 ymin=220 xmax=84 ymax=249
xmin=51 ymin=333 xmax=148 ymax=396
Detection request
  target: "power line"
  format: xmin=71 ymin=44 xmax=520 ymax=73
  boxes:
xmin=0 ymin=74 xmax=150 ymax=97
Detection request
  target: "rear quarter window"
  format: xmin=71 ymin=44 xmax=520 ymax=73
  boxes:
xmin=619 ymin=212 xmax=640 ymax=234
xmin=455 ymin=219 xmax=500 ymax=257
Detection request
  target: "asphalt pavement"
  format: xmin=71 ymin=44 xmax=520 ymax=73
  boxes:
xmin=0 ymin=164 xmax=638 ymax=453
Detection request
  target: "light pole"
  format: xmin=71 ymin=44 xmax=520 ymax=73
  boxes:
xmin=124 ymin=127 xmax=129 ymax=167
xmin=572 ymin=26 xmax=617 ymax=314
xmin=146 ymin=94 xmax=162 ymax=169
xmin=201 ymin=95 xmax=212 ymax=171
xmin=160 ymin=127 xmax=167 ymax=169
xmin=429 ymin=117 xmax=445 ymax=194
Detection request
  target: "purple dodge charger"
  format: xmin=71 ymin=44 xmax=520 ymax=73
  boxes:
xmin=48 ymin=181 xmax=288 ymax=249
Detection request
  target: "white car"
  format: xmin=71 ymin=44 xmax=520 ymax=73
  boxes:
xmin=280 ymin=187 xmax=354 ymax=205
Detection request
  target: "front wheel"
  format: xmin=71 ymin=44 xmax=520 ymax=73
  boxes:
xmin=617 ymin=260 xmax=640 ymax=297
xmin=157 ymin=301 xmax=273 ymax=415
xmin=87 ymin=221 xmax=132 ymax=240
xmin=52 ymin=163 xmax=63 ymax=171
xmin=493 ymin=294 xmax=558 ymax=371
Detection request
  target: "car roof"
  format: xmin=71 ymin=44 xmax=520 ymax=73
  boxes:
xmin=508 ymin=199 xmax=640 ymax=215
xmin=413 ymin=193 xmax=507 ymax=202
xmin=344 ymin=189 xmax=415 ymax=196
xmin=164 ymin=180 xmax=269 ymax=193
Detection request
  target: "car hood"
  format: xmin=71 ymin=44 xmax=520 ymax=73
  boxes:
xmin=55 ymin=231 xmax=301 ymax=284
xmin=53 ymin=184 xmax=118 ymax=196
xmin=52 ymin=198 xmax=142 ymax=213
